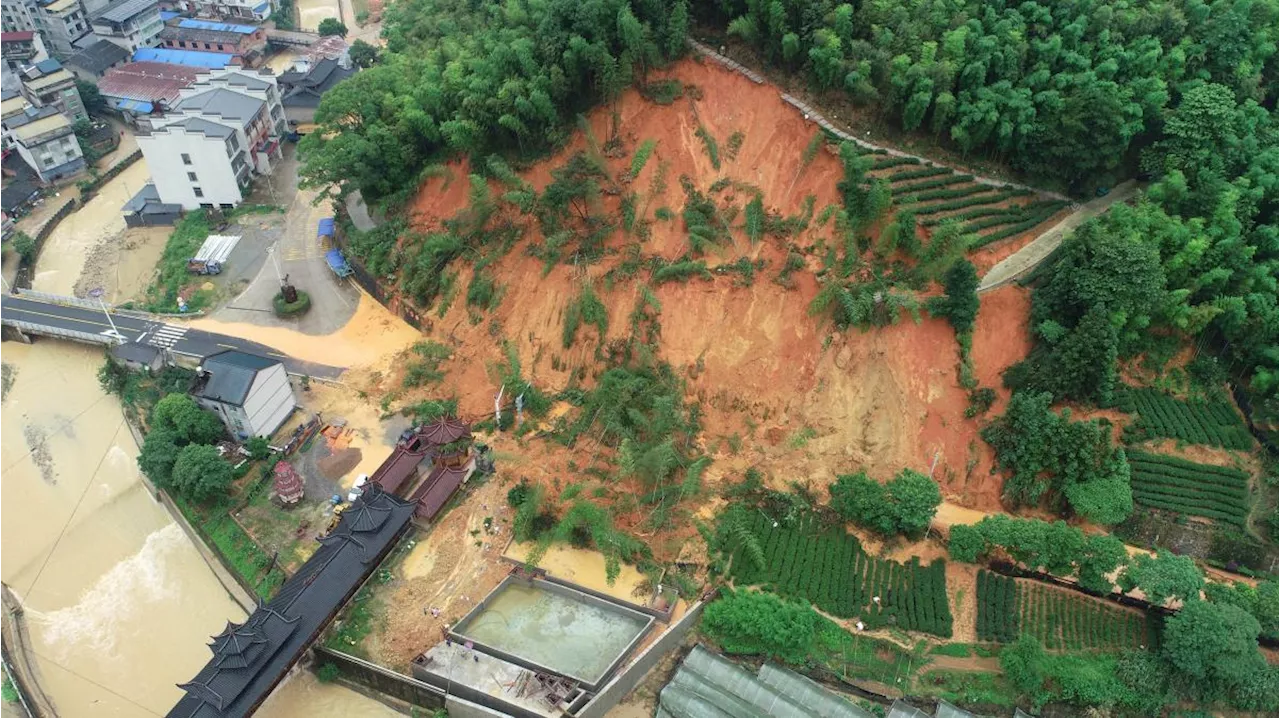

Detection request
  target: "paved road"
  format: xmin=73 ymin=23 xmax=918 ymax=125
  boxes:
xmin=978 ymin=180 xmax=1142 ymax=292
xmin=1 ymin=293 xmax=345 ymax=378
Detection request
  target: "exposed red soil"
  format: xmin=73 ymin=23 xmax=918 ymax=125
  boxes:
xmin=392 ymin=58 xmax=1032 ymax=556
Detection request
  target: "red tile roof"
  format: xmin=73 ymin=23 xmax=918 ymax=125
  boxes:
xmin=1 ymin=31 xmax=35 ymax=42
xmin=98 ymin=62 xmax=200 ymax=105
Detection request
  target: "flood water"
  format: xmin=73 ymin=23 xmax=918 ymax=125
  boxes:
xmin=0 ymin=341 xmax=398 ymax=717
xmin=457 ymin=581 xmax=650 ymax=684
xmin=295 ymin=0 xmax=341 ymax=32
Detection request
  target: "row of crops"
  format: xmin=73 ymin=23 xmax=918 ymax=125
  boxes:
xmin=1014 ymin=582 xmax=1148 ymax=650
xmin=728 ymin=511 xmax=954 ymax=637
xmin=976 ymin=573 xmax=1149 ymax=649
xmin=975 ymin=570 xmax=1019 ymax=642
xmin=1118 ymin=387 xmax=1253 ymax=450
xmin=1127 ymin=450 xmax=1251 ymax=526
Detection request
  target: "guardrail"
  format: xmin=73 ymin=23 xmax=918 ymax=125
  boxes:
xmin=13 ymin=287 xmax=106 ymax=310
xmin=0 ymin=318 xmax=118 ymax=346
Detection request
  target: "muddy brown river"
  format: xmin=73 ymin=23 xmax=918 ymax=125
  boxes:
xmin=1 ymin=342 xmax=397 ymax=717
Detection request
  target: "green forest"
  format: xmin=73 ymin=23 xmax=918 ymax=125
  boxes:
xmin=293 ymin=0 xmax=1279 ymax=715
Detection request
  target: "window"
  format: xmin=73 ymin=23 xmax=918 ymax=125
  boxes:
xmin=187 ymin=171 xmax=198 ymax=182
xmin=193 ymin=187 xmax=203 ymax=198
xmin=181 ymin=153 xmax=191 ymax=165
xmin=204 ymin=42 xmax=210 ymax=49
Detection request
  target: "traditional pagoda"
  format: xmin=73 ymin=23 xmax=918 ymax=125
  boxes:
xmin=272 ymin=461 xmax=304 ymax=506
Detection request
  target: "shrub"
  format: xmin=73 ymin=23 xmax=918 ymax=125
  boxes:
xmin=315 ymin=663 xmax=341 ymax=683
xmin=273 ymin=290 xmax=311 ymax=316
xmin=9 ymin=231 xmax=36 ymax=261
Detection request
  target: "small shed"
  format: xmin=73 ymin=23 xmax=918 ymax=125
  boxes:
xmin=273 ymin=461 xmax=304 ymax=505
xmin=109 ymin=341 xmax=165 ymax=372
xmin=193 ymin=350 xmax=297 ymax=439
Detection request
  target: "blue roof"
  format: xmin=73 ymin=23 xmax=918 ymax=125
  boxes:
xmin=34 ymin=58 xmax=61 ymax=74
xmin=159 ymin=10 xmax=180 ymax=20
xmin=252 ymin=1 xmax=269 ymax=12
xmin=133 ymin=47 xmax=234 ymax=68
xmin=317 ymin=217 xmax=335 ymax=236
xmin=113 ymin=97 xmax=154 ymax=113
xmin=177 ymin=18 xmax=257 ymax=34
xmin=324 ymin=249 xmax=348 ymax=270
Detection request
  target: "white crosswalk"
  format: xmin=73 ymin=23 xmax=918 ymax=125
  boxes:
xmin=147 ymin=324 xmax=188 ymax=348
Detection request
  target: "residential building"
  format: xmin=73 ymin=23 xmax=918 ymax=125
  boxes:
xmin=2 ymin=0 xmax=39 ymax=33
xmin=1 ymin=148 xmax=42 ymax=230
xmin=192 ymin=350 xmax=296 ymax=438
xmin=108 ymin=341 xmax=166 ymax=371
xmin=136 ymin=66 xmax=283 ymax=208
xmin=89 ymin=0 xmax=162 ymax=52
xmin=32 ymin=0 xmax=90 ymax=57
xmin=121 ymin=182 xmax=181 ymax=225
xmin=5 ymin=105 xmax=85 ymax=181
xmin=277 ymin=55 xmax=351 ymax=125
xmin=132 ymin=46 xmax=236 ymax=68
xmin=97 ymin=59 xmax=196 ymax=119
xmin=65 ymin=36 xmax=128 ymax=79
xmin=173 ymin=0 xmax=270 ymax=22
xmin=1 ymin=29 xmax=48 ymax=88
xmin=18 ymin=57 xmax=87 ymax=121
xmin=157 ymin=18 xmax=263 ymax=64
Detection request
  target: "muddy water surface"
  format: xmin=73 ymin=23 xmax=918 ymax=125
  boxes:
xmin=0 ymin=342 xmax=398 ymax=717
xmin=295 ymin=0 xmax=341 ymax=31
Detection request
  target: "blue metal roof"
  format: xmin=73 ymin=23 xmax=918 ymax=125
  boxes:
xmin=159 ymin=10 xmax=180 ymax=20
xmin=252 ymin=1 xmax=269 ymax=13
xmin=133 ymin=47 xmax=234 ymax=68
xmin=317 ymin=217 xmax=335 ymax=237
xmin=325 ymin=249 xmax=348 ymax=270
xmin=177 ymin=18 xmax=257 ymax=34
xmin=113 ymin=97 xmax=154 ymax=113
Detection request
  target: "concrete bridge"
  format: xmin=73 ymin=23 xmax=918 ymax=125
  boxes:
xmin=1 ymin=289 xmax=344 ymax=378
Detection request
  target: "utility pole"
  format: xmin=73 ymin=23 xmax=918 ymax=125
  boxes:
xmin=494 ymin=385 xmax=504 ymax=427
xmin=89 ymin=288 xmax=124 ymax=344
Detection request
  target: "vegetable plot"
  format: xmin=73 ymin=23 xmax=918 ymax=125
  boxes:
xmin=1120 ymin=388 xmax=1252 ymax=450
xmin=1016 ymin=582 xmax=1147 ymax=650
xmin=976 ymin=570 xmax=1019 ymax=642
xmin=728 ymin=512 xmax=953 ymax=637
xmin=1127 ymin=450 xmax=1250 ymax=526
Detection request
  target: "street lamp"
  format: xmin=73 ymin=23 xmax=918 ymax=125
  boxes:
xmin=88 ymin=288 xmax=124 ymax=344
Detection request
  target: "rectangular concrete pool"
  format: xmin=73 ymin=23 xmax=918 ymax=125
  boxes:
xmin=450 ymin=577 xmax=653 ymax=690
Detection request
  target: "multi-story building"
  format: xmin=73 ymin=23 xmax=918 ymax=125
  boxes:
xmin=97 ymin=59 xmax=196 ymax=119
xmin=3 ymin=99 xmax=85 ymax=181
xmin=176 ymin=0 xmax=270 ymax=22
xmin=32 ymin=0 xmax=90 ymax=57
xmin=157 ymin=18 xmax=264 ymax=64
xmin=18 ymin=57 xmax=87 ymax=121
xmin=136 ymin=66 xmax=283 ymax=208
xmin=1 ymin=0 xmax=39 ymax=33
xmin=65 ymin=36 xmax=128 ymax=79
xmin=89 ymin=0 xmax=161 ymax=52
xmin=1 ymin=29 xmax=48 ymax=88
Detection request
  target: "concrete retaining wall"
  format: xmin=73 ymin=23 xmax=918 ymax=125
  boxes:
xmin=575 ymin=600 xmax=706 ymax=718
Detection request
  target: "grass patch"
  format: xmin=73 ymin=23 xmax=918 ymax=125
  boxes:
xmin=695 ymin=126 xmax=721 ymax=170
xmin=786 ymin=426 xmax=817 ymax=449
xmin=915 ymin=669 xmax=1016 ymax=707
xmin=929 ymin=643 xmax=972 ymax=657
xmin=403 ymin=340 xmax=451 ymax=388
xmin=144 ymin=210 xmax=214 ymax=313
xmin=173 ymin=489 xmax=286 ymax=599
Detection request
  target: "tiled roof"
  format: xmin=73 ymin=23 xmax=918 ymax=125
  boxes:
xmin=0 ymin=31 xmax=35 ymax=42
xmin=174 ymin=87 xmax=264 ymax=127
xmin=167 ymin=486 xmax=415 ymax=718
xmin=160 ymin=116 xmax=235 ymax=139
xmin=69 ymin=39 xmax=130 ymax=74
xmin=98 ymin=61 xmax=199 ymax=104
xmin=196 ymin=350 xmax=279 ymax=406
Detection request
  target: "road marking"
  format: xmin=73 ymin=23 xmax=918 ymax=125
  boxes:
xmin=147 ymin=324 xmax=188 ymax=348
xmin=218 ymin=343 xmax=238 ymax=349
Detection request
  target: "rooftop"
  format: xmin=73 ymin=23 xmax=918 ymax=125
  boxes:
xmin=159 ymin=116 xmax=235 ymax=139
xmin=279 ymin=57 xmax=352 ymax=107
xmin=134 ymin=47 xmax=235 ymax=68
xmin=195 ymin=350 xmax=279 ymax=407
xmin=174 ymin=87 xmax=264 ymax=128
xmin=24 ymin=67 xmax=74 ymax=93
xmin=0 ymin=95 xmax=29 ymax=118
xmin=195 ymin=69 xmax=270 ymax=91
xmin=94 ymin=0 xmax=159 ymax=24
xmin=167 ymin=486 xmax=416 ymax=718
xmin=99 ymin=61 xmax=199 ymax=104
xmin=42 ymin=0 xmax=80 ymax=14
xmin=110 ymin=342 xmax=163 ymax=365
xmin=69 ymin=39 xmax=130 ymax=74
xmin=1 ymin=31 xmax=35 ymax=42
xmin=177 ymin=18 xmax=257 ymax=34
xmin=160 ymin=24 xmax=252 ymax=45
xmin=11 ymin=113 xmax=71 ymax=144
xmin=1 ymin=152 xmax=40 ymax=213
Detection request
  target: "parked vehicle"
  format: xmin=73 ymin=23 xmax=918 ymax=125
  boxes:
xmin=325 ymin=248 xmax=353 ymax=278
xmin=186 ymin=258 xmax=222 ymax=275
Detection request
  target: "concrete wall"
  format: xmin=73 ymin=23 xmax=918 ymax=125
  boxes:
xmin=445 ymin=695 xmax=514 ymax=718
xmin=138 ymin=126 xmax=242 ymax=208
xmin=575 ymin=600 xmax=706 ymax=718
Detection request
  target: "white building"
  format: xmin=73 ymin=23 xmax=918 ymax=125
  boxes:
xmin=193 ymin=350 xmax=297 ymax=439
xmin=32 ymin=0 xmax=90 ymax=57
xmin=89 ymin=0 xmax=162 ymax=53
xmin=136 ymin=66 xmax=284 ymax=209
xmin=2 ymin=98 xmax=86 ymax=181
xmin=1 ymin=0 xmax=40 ymax=33
xmin=173 ymin=0 xmax=272 ymax=22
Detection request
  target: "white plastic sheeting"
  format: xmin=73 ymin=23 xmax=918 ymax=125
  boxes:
xmin=935 ymin=699 xmax=976 ymax=718
xmin=757 ymin=663 xmax=875 ymax=718
xmin=192 ymin=234 xmax=241 ymax=263
xmin=888 ymin=700 xmax=931 ymax=718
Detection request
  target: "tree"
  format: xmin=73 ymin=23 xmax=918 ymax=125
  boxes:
xmin=348 ymin=39 xmax=380 ymax=68
xmin=151 ymin=394 xmax=223 ymax=445
xmin=700 ymin=589 xmax=819 ymax=664
xmin=8 ymin=232 xmax=36 ymax=262
xmin=947 ymin=524 xmax=985 ymax=562
xmin=317 ymin=17 xmax=347 ymax=36
xmin=927 ymin=259 xmax=979 ymax=333
xmin=1162 ymin=600 xmax=1262 ymax=692
xmin=1119 ymin=550 xmax=1204 ymax=606
xmin=169 ymin=444 xmax=234 ymax=501
xmin=137 ymin=428 xmax=182 ymax=488
xmin=75 ymin=78 xmax=105 ymax=115
xmin=244 ymin=436 xmax=271 ymax=461
xmin=829 ymin=468 xmax=940 ymax=538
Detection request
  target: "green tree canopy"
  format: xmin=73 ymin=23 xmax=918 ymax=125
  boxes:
xmin=700 ymin=589 xmax=819 ymax=665
xmin=348 ymin=39 xmax=380 ymax=68
xmin=150 ymin=394 xmax=224 ymax=445
xmin=137 ymin=427 xmax=182 ymax=488
xmin=169 ymin=444 xmax=235 ymax=502
xmin=1119 ymin=549 xmax=1205 ymax=606
xmin=317 ymin=17 xmax=347 ymax=36
xmin=1162 ymin=600 xmax=1262 ymax=693
xmin=829 ymin=468 xmax=941 ymax=538
xmin=927 ymin=259 xmax=980 ymax=334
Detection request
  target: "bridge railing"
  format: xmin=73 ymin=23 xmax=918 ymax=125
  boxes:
xmin=2 ymin=319 xmax=117 ymax=346
xmin=13 ymin=288 xmax=106 ymax=311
